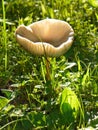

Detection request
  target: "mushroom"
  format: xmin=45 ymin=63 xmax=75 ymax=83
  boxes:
xmin=15 ymin=19 xmax=74 ymax=57
xmin=15 ymin=19 xmax=74 ymax=81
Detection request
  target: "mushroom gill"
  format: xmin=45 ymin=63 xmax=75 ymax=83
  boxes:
xmin=15 ymin=19 xmax=74 ymax=57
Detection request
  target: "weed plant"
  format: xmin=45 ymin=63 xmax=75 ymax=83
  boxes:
xmin=0 ymin=0 xmax=98 ymax=130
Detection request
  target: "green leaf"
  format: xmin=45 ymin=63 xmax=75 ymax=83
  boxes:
xmin=1 ymin=89 xmax=13 ymax=99
xmin=0 ymin=96 xmax=9 ymax=110
xmin=60 ymin=88 xmax=80 ymax=122
xmin=88 ymin=0 xmax=98 ymax=8
xmin=27 ymin=111 xmax=46 ymax=128
xmin=3 ymin=104 xmax=15 ymax=113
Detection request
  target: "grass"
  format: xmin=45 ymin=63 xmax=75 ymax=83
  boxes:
xmin=0 ymin=0 xmax=98 ymax=129
xmin=2 ymin=0 xmax=7 ymax=70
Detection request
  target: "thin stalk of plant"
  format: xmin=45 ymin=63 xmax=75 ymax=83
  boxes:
xmin=41 ymin=57 xmax=52 ymax=84
xmin=41 ymin=59 xmax=46 ymax=83
xmin=0 ymin=118 xmax=30 ymax=130
xmin=2 ymin=0 xmax=7 ymax=70
xmin=45 ymin=57 xmax=51 ymax=81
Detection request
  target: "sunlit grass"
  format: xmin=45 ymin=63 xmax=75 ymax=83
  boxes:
xmin=0 ymin=0 xmax=98 ymax=129
xmin=2 ymin=0 xmax=7 ymax=70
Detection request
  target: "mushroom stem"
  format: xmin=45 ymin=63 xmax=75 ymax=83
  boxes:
xmin=45 ymin=57 xmax=51 ymax=81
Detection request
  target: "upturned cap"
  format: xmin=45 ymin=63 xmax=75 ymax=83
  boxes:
xmin=15 ymin=19 xmax=74 ymax=57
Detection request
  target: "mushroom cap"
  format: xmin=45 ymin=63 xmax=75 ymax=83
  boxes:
xmin=15 ymin=19 xmax=74 ymax=57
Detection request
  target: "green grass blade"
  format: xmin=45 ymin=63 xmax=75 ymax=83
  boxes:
xmin=2 ymin=0 xmax=7 ymax=70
